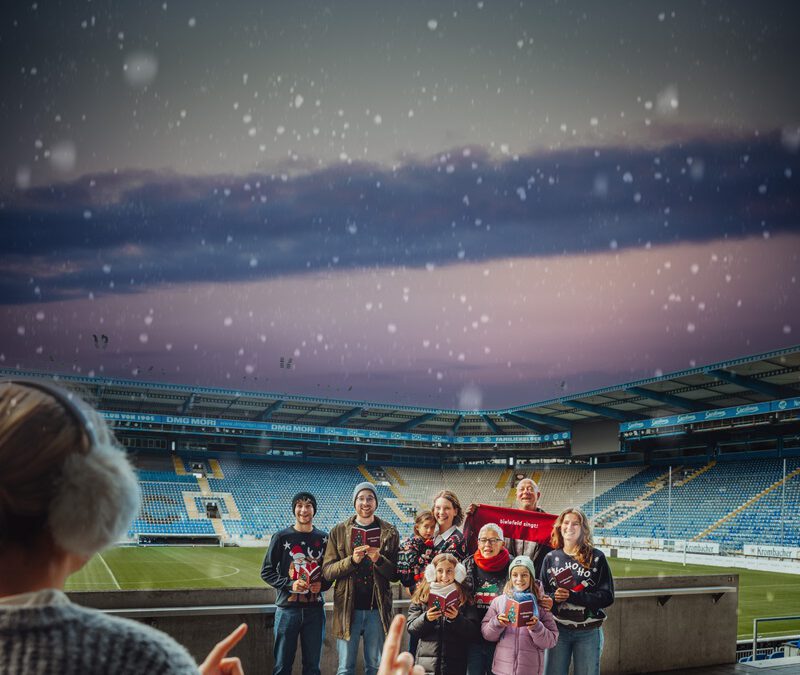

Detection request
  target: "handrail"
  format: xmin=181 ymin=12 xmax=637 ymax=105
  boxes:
xmin=101 ymin=587 xmax=736 ymax=619
xmin=616 ymin=585 xmax=736 ymax=598
xmin=104 ymin=599 xmax=412 ymax=619
xmin=752 ymin=615 xmax=800 ymax=662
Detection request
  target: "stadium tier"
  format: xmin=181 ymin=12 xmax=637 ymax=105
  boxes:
xmin=129 ymin=454 xmax=800 ymax=552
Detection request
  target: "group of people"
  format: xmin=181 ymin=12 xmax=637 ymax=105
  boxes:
xmin=263 ymin=477 xmax=614 ymax=675
xmin=0 ymin=380 xmax=615 ymax=675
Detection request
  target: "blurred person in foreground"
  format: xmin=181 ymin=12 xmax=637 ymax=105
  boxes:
xmin=378 ymin=614 xmax=424 ymax=675
xmin=0 ymin=379 xmax=247 ymax=675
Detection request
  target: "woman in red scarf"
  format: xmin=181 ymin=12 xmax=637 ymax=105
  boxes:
xmin=463 ymin=523 xmax=511 ymax=675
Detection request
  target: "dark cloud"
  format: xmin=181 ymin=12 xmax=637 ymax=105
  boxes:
xmin=0 ymin=133 xmax=797 ymax=305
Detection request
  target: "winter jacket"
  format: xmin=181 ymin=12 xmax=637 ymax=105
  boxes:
xmin=480 ymin=583 xmax=558 ymax=675
xmin=322 ymin=514 xmax=399 ymax=639
xmin=407 ymin=601 xmax=480 ymax=675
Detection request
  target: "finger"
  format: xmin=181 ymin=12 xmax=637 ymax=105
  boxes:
xmin=394 ymin=650 xmax=415 ymax=672
xmin=219 ymin=657 xmax=244 ymax=675
xmin=378 ymin=615 xmax=407 ymax=675
xmin=204 ymin=623 xmax=248 ymax=665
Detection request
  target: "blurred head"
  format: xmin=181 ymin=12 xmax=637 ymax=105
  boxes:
xmin=414 ymin=510 xmax=436 ymax=540
xmin=515 ymin=478 xmax=540 ymax=511
xmin=0 ymin=380 xmax=140 ymax=560
xmin=432 ymin=490 xmax=463 ymax=529
xmin=477 ymin=522 xmax=505 ymax=558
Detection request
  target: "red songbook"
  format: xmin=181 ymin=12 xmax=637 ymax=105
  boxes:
xmin=506 ymin=597 xmax=536 ymax=627
xmin=549 ymin=567 xmax=575 ymax=589
xmin=299 ymin=562 xmax=321 ymax=585
xmin=351 ymin=525 xmax=381 ymax=548
xmin=428 ymin=583 xmax=461 ymax=612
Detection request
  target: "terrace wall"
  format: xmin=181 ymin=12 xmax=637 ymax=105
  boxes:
xmin=70 ymin=574 xmax=738 ymax=675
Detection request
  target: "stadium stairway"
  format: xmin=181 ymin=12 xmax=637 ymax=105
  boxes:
xmin=172 ymin=455 xmax=188 ymax=475
xmin=386 ymin=467 xmax=407 ymax=487
xmin=208 ymin=459 xmax=224 ymax=479
xmin=693 ymin=465 xmax=800 ymax=541
xmin=588 ymin=467 xmax=673 ymax=528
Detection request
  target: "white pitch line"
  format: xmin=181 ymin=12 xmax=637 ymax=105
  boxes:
xmin=97 ymin=553 xmax=121 ymax=590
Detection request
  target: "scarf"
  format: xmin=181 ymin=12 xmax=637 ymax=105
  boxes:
xmin=474 ymin=547 xmax=510 ymax=572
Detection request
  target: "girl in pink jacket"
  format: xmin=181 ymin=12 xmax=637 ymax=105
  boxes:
xmin=480 ymin=556 xmax=558 ymax=675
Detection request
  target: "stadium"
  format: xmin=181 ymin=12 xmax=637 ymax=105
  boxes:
xmin=3 ymin=3 xmax=800 ymax=674
xmin=3 ymin=344 xmax=800 ymax=673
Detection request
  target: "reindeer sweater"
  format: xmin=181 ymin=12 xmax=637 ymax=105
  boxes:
xmin=261 ymin=525 xmax=331 ymax=607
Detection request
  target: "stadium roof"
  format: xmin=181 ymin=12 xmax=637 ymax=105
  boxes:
xmin=2 ymin=344 xmax=799 ymax=439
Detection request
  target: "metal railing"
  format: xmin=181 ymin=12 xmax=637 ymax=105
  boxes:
xmin=752 ymin=615 xmax=800 ymax=662
xmin=101 ymin=586 xmax=737 ymax=619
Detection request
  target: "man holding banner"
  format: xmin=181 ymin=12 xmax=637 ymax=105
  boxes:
xmin=465 ymin=478 xmax=555 ymax=577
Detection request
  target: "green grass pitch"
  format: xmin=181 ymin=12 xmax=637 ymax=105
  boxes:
xmin=66 ymin=548 xmax=800 ymax=640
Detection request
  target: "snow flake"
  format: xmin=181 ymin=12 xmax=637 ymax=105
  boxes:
xmin=50 ymin=141 xmax=77 ymax=172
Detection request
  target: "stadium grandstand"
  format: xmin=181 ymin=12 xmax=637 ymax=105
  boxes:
xmin=3 ymin=344 xmax=800 ymax=671
xmin=2 ymin=344 xmax=799 ymax=552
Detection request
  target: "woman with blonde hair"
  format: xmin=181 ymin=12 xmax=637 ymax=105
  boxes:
xmin=539 ymin=508 xmax=614 ymax=675
xmin=0 ymin=379 xmax=247 ymax=675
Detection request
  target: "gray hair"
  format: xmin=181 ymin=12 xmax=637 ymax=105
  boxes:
xmin=478 ymin=522 xmax=504 ymax=540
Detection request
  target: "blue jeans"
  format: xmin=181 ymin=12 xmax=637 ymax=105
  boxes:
xmin=336 ymin=609 xmax=384 ymax=675
xmin=466 ymin=640 xmax=496 ymax=675
xmin=273 ymin=605 xmax=325 ymax=675
xmin=544 ymin=625 xmax=604 ymax=675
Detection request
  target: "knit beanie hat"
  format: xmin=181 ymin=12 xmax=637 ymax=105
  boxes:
xmin=292 ymin=491 xmax=317 ymax=514
xmin=352 ymin=481 xmax=378 ymax=506
xmin=509 ymin=555 xmax=536 ymax=578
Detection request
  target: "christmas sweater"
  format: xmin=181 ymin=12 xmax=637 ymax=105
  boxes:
xmin=397 ymin=534 xmax=436 ymax=590
xmin=463 ymin=556 xmax=510 ymax=620
xmin=538 ymin=548 xmax=614 ymax=630
xmin=261 ymin=525 xmax=331 ymax=607
xmin=433 ymin=526 xmax=468 ymax=561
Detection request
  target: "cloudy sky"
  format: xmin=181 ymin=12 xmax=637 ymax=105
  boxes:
xmin=1 ymin=1 xmax=799 ymax=409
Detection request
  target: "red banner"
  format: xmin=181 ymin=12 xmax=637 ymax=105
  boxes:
xmin=463 ymin=504 xmax=557 ymax=555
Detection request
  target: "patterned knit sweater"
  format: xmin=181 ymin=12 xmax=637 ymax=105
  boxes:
xmin=0 ymin=590 xmax=199 ymax=674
